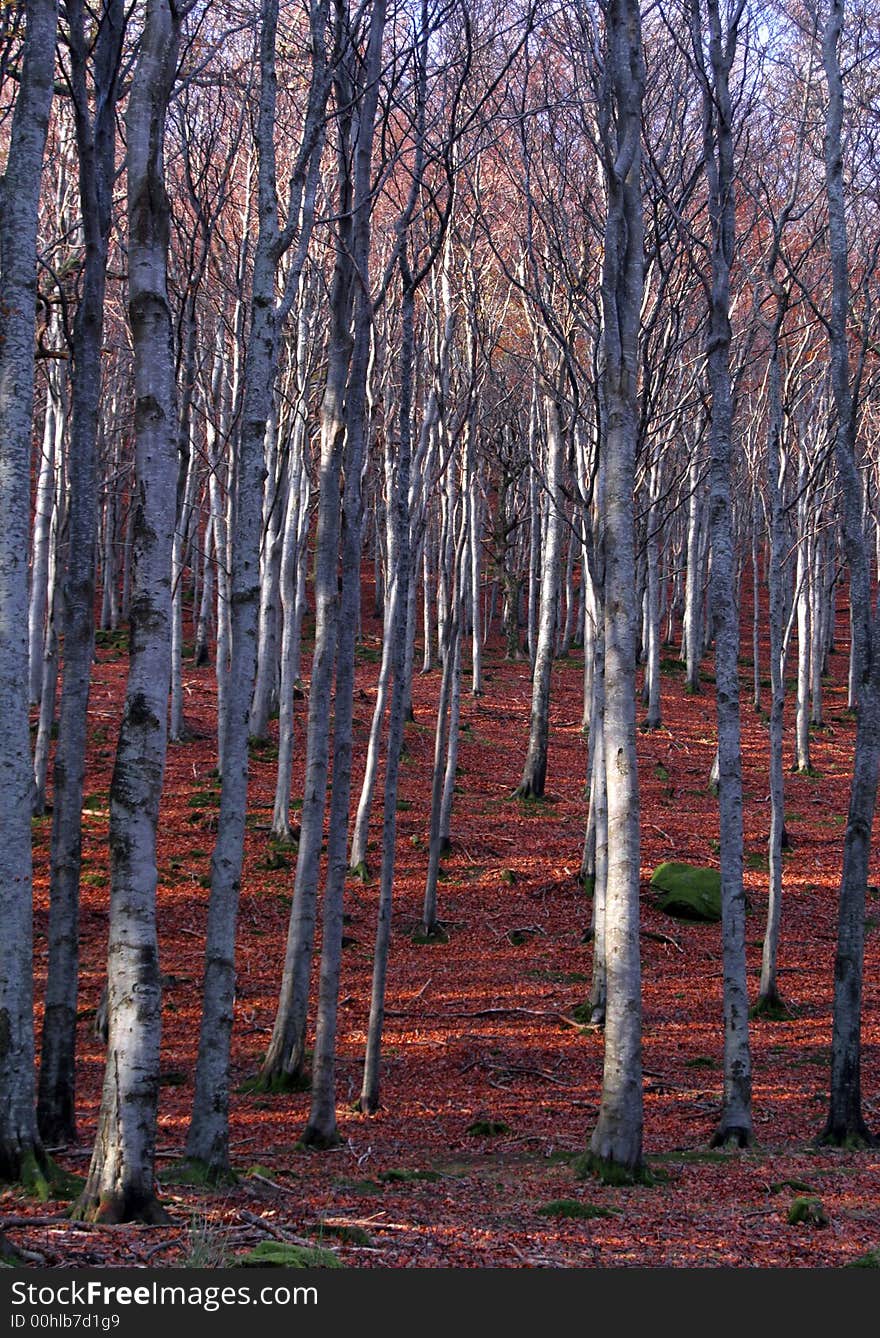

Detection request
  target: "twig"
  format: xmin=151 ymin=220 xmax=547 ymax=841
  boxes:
xmin=143 ymin=1237 xmax=184 ymax=1262
xmin=237 ymin=1210 xmax=316 ymax=1251
xmin=642 ymin=929 xmax=684 ymax=952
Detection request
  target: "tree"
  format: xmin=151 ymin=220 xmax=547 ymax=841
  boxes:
xmin=687 ymin=0 xmax=753 ymax=1147
xmin=584 ymin=0 xmax=645 ymax=1179
xmin=38 ymin=0 xmax=126 ymax=1147
xmin=74 ymin=0 xmax=182 ymax=1223
xmin=0 ymin=0 xmax=59 ymax=1188
xmin=818 ymin=0 xmax=878 ymax=1146
xmin=185 ymin=0 xmax=330 ymax=1179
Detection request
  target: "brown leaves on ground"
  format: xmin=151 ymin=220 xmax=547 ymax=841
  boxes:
xmin=10 ymin=588 xmax=880 ymax=1268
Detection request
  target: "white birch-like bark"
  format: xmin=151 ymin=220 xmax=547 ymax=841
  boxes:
xmin=682 ymin=446 xmax=703 ymax=692
xmin=272 ymin=301 xmax=314 ymax=840
xmin=262 ymin=0 xmax=381 ymax=1090
xmin=28 ymin=372 xmax=60 ymax=705
xmin=515 ymin=391 xmax=565 ymax=798
xmin=690 ymin=0 xmax=752 ymax=1147
xmin=75 ymin=0 xmax=180 ymax=1220
xmin=794 ymin=451 xmax=812 ymax=772
xmin=0 ymin=0 xmax=58 ymax=1185
xmin=587 ymin=0 xmax=644 ymax=1177
xmin=32 ymin=471 xmax=65 ymax=817
xmin=304 ymin=0 xmax=387 ymax=1137
xmin=187 ymin=0 xmax=329 ymax=1171
xmin=249 ymin=402 xmax=285 ymax=739
xmin=169 ymin=418 xmax=197 ymax=741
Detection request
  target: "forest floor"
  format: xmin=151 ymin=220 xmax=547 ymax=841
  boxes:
xmin=6 ymin=581 xmax=880 ymax=1268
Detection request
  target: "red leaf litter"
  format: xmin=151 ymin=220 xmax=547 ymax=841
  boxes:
xmin=11 ymin=579 xmax=880 ymax=1268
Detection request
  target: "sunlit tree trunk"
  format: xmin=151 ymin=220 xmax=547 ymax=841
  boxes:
xmin=690 ymin=0 xmax=752 ymax=1147
xmin=0 ymin=0 xmax=58 ymax=1187
xmin=187 ymin=0 xmax=328 ymax=1170
xmin=75 ymin=0 xmax=180 ymax=1221
xmin=587 ymin=0 xmax=645 ymax=1178
xmin=516 ymin=391 xmax=565 ymax=798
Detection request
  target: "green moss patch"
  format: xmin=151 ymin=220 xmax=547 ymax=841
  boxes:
xmin=235 ymin=1241 xmax=343 ymax=1268
xmin=846 ymin=1249 xmax=880 ymax=1268
xmin=650 ymin=862 xmax=722 ymax=922
xmin=574 ymin=1152 xmax=665 ymax=1186
xmin=786 ymin=1196 xmax=828 ymax=1227
xmin=378 ymin=1168 xmax=441 ymax=1184
xmin=769 ymin=1179 xmax=815 ymax=1195
xmin=159 ymin=1159 xmax=237 ymax=1188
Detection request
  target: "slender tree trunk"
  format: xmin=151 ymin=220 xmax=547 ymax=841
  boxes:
xmin=794 ymin=457 xmax=812 ymax=772
xmin=587 ymin=0 xmax=645 ymax=1178
xmin=28 ymin=377 xmax=59 ymax=706
xmin=643 ymin=457 xmax=662 ymax=729
xmin=272 ymin=310 xmax=312 ymax=840
xmin=515 ymin=393 xmax=565 ymax=798
xmin=819 ymin=0 xmax=877 ymax=1145
xmin=758 ymin=310 xmax=787 ymax=1010
xmin=187 ymin=0 xmax=328 ymax=1169
xmin=74 ymin=0 xmax=180 ymax=1221
xmin=682 ymin=448 xmax=703 ymax=692
xmin=0 ymin=0 xmax=58 ymax=1187
xmin=691 ymin=0 xmax=753 ymax=1147
xmin=249 ymin=403 xmax=285 ymax=740
xmin=302 ymin=0 xmax=388 ymax=1130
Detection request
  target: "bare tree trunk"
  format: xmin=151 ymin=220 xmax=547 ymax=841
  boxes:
xmin=690 ymin=0 xmax=752 ymax=1148
xmin=28 ymin=372 xmax=60 ymax=705
xmin=642 ymin=455 xmax=662 ymax=729
xmin=819 ymin=0 xmax=877 ymax=1146
xmin=301 ymin=0 xmax=387 ymax=1133
xmin=262 ymin=0 xmax=377 ymax=1088
xmin=0 ymin=0 xmax=58 ymax=1188
xmin=187 ymin=0 xmax=328 ymax=1171
xmin=249 ymin=402 xmax=285 ymax=740
xmin=74 ymin=0 xmax=180 ymax=1221
xmin=794 ymin=451 xmax=812 ymax=772
xmin=758 ymin=305 xmax=788 ymax=1010
xmin=515 ymin=392 xmax=565 ymax=798
xmin=272 ymin=304 xmax=313 ymax=840
xmin=32 ymin=478 xmax=65 ymax=816
xmin=422 ymin=530 xmax=465 ymax=936
xmin=587 ymin=0 xmax=645 ymax=1179
xmin=682 ymin=447 xmax=704 ymax=693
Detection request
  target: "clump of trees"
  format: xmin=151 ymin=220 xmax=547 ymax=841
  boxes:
xmin=1 ymin=0 xmax=879 ymax=1219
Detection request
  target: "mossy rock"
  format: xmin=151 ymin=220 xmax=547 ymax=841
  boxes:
xmin=650 ymin=862 xmax=721 ymax=922
xmin=235 ymin=1241 xmax=343 ymax=1268
xmin=787 ymin=1196 xmax=828 ymax=1227
xmin=536 ymin=1199 xmax=616 ymax=1220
